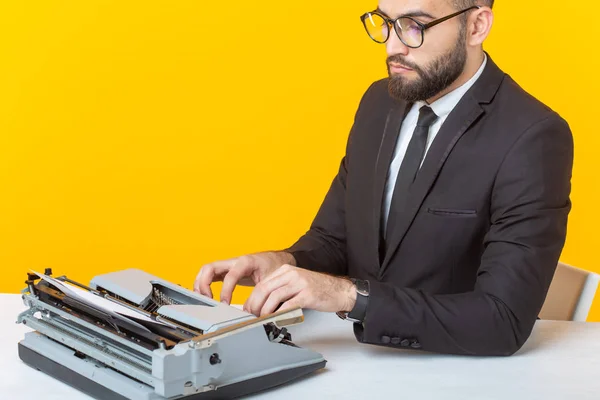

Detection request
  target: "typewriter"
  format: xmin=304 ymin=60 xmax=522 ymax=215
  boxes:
xmin=16 ymin=268 xmax=326 ymax=399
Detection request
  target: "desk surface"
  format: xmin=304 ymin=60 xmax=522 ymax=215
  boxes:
xmin=2 ymin=293 xmax=600 ymax=399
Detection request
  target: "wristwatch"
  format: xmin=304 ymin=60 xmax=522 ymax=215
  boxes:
xmin=336 ymin=278 xmax=369 ymax=323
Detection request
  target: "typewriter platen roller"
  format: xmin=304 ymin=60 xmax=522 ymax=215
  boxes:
xmin=16 ymin=268 xmax=326 ymax=399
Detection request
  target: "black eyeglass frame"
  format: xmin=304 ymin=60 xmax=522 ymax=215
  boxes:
xmin=360 ymin=6 xmax=480 ymax=48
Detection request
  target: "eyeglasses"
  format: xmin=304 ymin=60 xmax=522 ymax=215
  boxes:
xmin=360 ymin=6 xmax=480 ymax=48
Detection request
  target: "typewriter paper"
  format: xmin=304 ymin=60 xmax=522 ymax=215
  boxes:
xmin=31 ymin=270 xmax=169 ymax=329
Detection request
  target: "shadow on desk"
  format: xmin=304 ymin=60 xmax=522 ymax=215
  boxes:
xmin=244 ymin=365 xmax=331 ymax=399
xmin=517 ymin=320 xmax=588 ymax=355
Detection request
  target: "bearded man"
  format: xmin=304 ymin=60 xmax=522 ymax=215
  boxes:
xmin=194 ymin=0 xmax=574 ymax=356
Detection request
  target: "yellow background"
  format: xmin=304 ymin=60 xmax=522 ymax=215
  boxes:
xmin=1 ymin=1 xmax=599 ymax=320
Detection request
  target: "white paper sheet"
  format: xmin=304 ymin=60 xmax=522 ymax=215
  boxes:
xmin=31 ymin=270 xmax=169 ymax=329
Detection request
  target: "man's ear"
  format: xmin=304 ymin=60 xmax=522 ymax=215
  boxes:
xmin=468 ymin=6 xmax=493 ymax=46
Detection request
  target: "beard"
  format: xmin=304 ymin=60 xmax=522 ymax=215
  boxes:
xmin=387 ymin=32 xmax=467 ymax=103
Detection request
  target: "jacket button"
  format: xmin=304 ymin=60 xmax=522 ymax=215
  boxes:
xmin=391 ymin=337 xmax=400 ymax=345
xmin=410 ymin=340 xmax=422 ymax=349
xmin=400 ymin=339 xmax=410 ymax=347
xmin=381 ymin=335 xmax=391 ymax=344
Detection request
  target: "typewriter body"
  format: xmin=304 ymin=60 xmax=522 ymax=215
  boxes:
xmin=16 ymin=269 xmax=326 ymax=399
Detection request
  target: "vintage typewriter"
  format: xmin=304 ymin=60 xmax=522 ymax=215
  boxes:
xmin=16 ymin=268 xmax=326 ymax=399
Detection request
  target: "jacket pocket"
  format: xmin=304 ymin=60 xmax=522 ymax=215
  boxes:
xmin=427 ymin=208 xmax=477 ymax=217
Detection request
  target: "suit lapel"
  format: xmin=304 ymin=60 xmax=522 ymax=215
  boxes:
xmin=379 ymin=95 xmax=484 ymax=275
xmin=377 ymin=54 xmax=506 ymax=276
xmin=372 ymin=101 xmax=409 ymax=267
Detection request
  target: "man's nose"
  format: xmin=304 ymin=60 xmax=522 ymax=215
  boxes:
xmin=386 ymin=28 xmax=410 ymax=57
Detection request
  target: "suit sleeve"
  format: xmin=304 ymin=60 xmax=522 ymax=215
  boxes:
xmin=284 ymin=82 xmax=379 ymax=276
xmin=354 ymin=114 xmax=574 ymax=356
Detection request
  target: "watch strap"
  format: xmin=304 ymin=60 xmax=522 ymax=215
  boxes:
xmin=347 ymin=279 xmax=369 ymax=322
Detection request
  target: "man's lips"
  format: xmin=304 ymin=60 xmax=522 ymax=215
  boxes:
xmin=389 ymin=63 xmax=414 ymax=73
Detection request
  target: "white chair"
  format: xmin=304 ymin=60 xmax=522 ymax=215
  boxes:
xmin=539 ymin=262 xmax=600 ymax=321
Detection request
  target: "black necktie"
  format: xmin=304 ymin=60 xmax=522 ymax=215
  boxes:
xmin=382 ymin=105 xmax=438 ymax=253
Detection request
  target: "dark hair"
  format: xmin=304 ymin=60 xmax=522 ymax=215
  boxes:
xmin=454 ymin=0 xmax=494 ymax=8
xmin=452 ymin=0 xmax=492 ymax=28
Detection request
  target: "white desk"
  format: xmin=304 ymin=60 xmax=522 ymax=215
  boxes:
xmin=1 ymin=293 xmax=599 ymax=399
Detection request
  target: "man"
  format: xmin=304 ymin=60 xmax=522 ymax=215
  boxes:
xmin=194 ymin=0 xmax=573 ymax=356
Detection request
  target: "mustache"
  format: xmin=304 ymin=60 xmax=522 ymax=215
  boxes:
xmin=387 ymin=55 xmax=424 ymax=75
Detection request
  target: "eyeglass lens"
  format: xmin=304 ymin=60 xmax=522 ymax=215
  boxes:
xmin=363 ymin=13 xmax=423 ymax=47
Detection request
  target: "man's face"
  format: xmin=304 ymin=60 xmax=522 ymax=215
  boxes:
xmin=378 ymin=0 xmax=468 ymax=103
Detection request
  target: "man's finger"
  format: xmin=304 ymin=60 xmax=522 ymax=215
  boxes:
xmin=194 ymin=259 xmax=236 ymax=296
xmin=260 ymin=285 xmax=297 ymax=316
xmin=194 ymin=265 xmax=214 ymax=296
xmin=245 ymin=273 xmax=294 ymax=316
xmin=278 ymin=297 xmax=303 ymax=314
xmin=220 ymin=257 xmax=257 ymax=304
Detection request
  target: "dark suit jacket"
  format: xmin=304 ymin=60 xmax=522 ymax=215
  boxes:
xmin=286 ymin=55 xmax=574 ymax=356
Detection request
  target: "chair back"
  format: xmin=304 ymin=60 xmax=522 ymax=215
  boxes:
xmin=539 ymin=262 xmax=600 ymax=321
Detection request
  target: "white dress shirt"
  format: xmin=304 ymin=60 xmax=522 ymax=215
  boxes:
xmin=381 ymin=55 xmax=488 ymax=234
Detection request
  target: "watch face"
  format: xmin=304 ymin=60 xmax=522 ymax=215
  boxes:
xmin=355 ymin=280 xmax=369 ymax=296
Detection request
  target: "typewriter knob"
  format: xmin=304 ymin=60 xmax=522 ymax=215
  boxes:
xmin=209 ymin=353 xmax=221 ymax=365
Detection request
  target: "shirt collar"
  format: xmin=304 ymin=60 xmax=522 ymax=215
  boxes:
xmin=416 ymin=54 xmax=487 ymax=119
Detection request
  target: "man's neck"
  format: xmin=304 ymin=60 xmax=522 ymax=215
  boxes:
xmin=425 ymin=51 xmax=486 ymax=104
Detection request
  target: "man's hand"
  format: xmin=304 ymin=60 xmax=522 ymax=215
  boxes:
xmin=242 ymin=264 xmax=357 ymax=316
xmin=194 ymin=251 xmax=295 ymax=304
